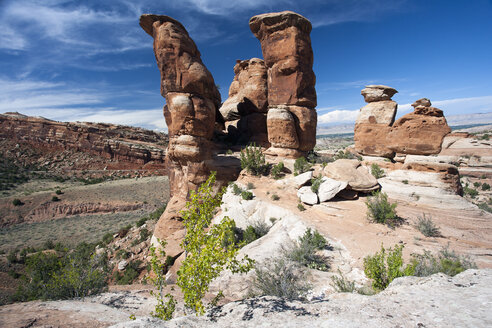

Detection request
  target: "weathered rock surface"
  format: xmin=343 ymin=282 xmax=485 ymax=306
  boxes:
xmin=387 ymin=99 xmax=451 ymax=155
xmin=354 ymin=86 xmax=397 ymax=157
xmin=292 ymin=170 xmax=313 ymax=188
xmin=250 ymin=11 xmax=317 ymax=156
xmin=360 ymin=85 xmax=398 ymax=103
xmin=318 ymin=178 xmax=348 ymax=202
xmin=0 ymin=112 xmax=168 ymax=169
xmin=297 ymin=186 xmax=318 ymax=204
xmin=323 ymin=159 xmax=379 ymax=192
xmin=107 ymin=269 xmax=492 ymax=328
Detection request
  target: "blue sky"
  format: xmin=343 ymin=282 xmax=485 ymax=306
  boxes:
xmin=1 ymin=0 xmax=491 ymax=131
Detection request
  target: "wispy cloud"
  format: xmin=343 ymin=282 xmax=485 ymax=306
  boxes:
xmin=318 ymin=108 xmax=359 ymax=124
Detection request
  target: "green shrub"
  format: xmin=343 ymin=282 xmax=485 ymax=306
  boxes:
xmin=310 ymin=175 xmax=323 ymax=193
xmin=365 ymin=191 xmax=401 ymax=227
xmin=371 ymin=163 xmax=385 ymax=179
xmin=12 ymin=198 xmax=23 ymax=206
xmin=231 ymin=183 xmax=243 ymax=196
xmin=482 ymin=183 xmax=490 ymax=191
xmin=55 ymin=189 xmax=63 ymax=195
xmin=294 ymin=157 xmax=312 ymax=176
xmin=7 ymin=250 xmax=18 ymax=264
xmin=270 ymin=162 xmax=284 ymax=179
xmin=285 ymin=228 xmax=329 ymax=271
xmin=271 ymin=194 xmax=280 ymax=201
xmin=51 ymin=196 xmax=60 ymax=202
xmin=411 ymin=247 xmax=477 ymax=277
xmin=115 ymin=260 xmax=142 ymax=285
xmin=139 ymin=228 xmax=151 ymax=243
xmin=363 ymin=244 xmax=415 ymax=291
xmin=463 ymin=185 xmax=479 ymax=198
xmin=402 ymin=179 xmax=409 ymax=184
xmin=331 ymin=269 xmax=356 ymax=293
xmin=333 ymin=150 xmax=361 ymax=161
xmin=240 ymin=143 xmax=269 ymax=176
xmin=246 ymin=182 xmax=255 ymax=190
xmin=297 ymin=203 xmax=306 ymax=211
xmin=473 ymin=182 xmax=481 ymax=188
xmin=241 ymin=191 xmax=254 ymax=200
xmin=135 ymin=204 xmax=167 ymax=227
xmin=478 ymin=202 xmax=492 ymax=213
xmin=102 ymin=232 xmax=113 ymax=245
xmin=249 ymin=257 xmax=311 ymax=300
xmin=43 ymin=240 xmax=55 ymax=250
xmin=416 ymin=214 xmax=441 ymax=237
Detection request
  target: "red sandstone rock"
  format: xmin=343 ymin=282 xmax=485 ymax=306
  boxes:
xmin=266 ymin=107 xmax=299 ymax=149
xmin=0 ymin=112 xmax=167 ymax=167
xmin=250 ymin=11 xmax=316 ymax=108
xmin=361 ymin=85 xmax=398 ymax=103
xmin=354 ymin=124 xmax=394 ymax=158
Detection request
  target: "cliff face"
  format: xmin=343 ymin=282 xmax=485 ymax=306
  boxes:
xmin=0 ymin=112 xmax=168 ymax=169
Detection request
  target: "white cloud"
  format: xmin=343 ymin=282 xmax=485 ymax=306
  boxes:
xmin=0 ymin=26 xmax=27 ymax=50
xmin=318 ymin=108 xmax=359 ymax=124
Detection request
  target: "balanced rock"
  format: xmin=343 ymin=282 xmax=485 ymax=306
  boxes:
xmin=293 ymin=170 xmax=313 ymax=188
xmin=354 ymin=86 xmax=398 ymax=158
xmin=323 ymin=159 xmax=379 ymax=192
xmin=361 ymin=85 xmax=398 ymax=103
xmin=318 ymin=178 xmax=348 ymax=202
xmin=250 ymin=11 xmax=317 ymax=156
xmin=387 ymin=100 xmax=451 ymax=155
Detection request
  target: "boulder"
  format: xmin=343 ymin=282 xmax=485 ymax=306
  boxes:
xmin=297 ymin=186 xmax=318 ymax=205
xmin=117 ymin=260 xmax=128 ymax=271
xmin=318 ymin=178 xmax=348 ymax=202
xmin=411 ymin=98 xmax=431 ymax=107
xmin=267 ymin=107 xmax=299 ymax=149
xmin=323 ymin=159 xmax=379 ymax=192
xmin=355 ymin=101 xmax=397 ymax=125
xmin=293 ymin=171 xmax=313 ymax=188
xmin=361 ymin=85 xmax=398 ymax=103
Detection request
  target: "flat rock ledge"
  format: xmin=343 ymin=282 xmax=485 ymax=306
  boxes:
xmin=111 ymin=269 xmax=492 ymax=328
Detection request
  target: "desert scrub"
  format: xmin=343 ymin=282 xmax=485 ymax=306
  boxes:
xmin=463 ymin=184 xmax=478 ymax=198
xmin=482 ymin=183 xmax=490 ymax=191
xmin=293 ymin=157 xmax=312 ymax=176
xmin=230 ymin=183 xmax=243 ymax=196
xmin=177 ymin=172 xmax=254 ymax=315
xmin=402 ymin=179 xmax=409 ymax=184
xmin=297 ymin=203 xmax=306 ymax=211
xmin=363 ymin=244 xmax=415 ymax=291
xmin=114 ymin=260 xmax=142 ymax=285
xmin=241 ymin=190 xmax=254 ymax=200
xmin=411 ymin=247 xmax=477 ymax=277
xmin=365 ymin=191 xmax=401 ymax=227
xmin=240 ymin=143 xmax=268 ymax=176
xmin=370 ymin=163 xmax=385 ymax=179
xmin=333 ymin=150 xmax=362 ymax=161
xmin=331 ymin=269 xmax=356 ymax=293
xmin=136 ymin=203 xmax=168 ymax=228
xmin=271 ymin=193 xmax=280 ymax=201
xmin=51 ymin=196 xmax=60 ymax=202
xmin=249 ymin=257 xmax=311 ymax=300
xmin=55 ymin=189 xmax=63 ymax=195
xmin=285 ymin=228 xmax=330 ymax=271
xmin=310 ymin=175 xmax=323 ymax=193
xmin=12 ymin=198 xmax=23 ymax=206
xmin=270 ymin=162 xmax=284 ymax=179
xmin=247 ymin=182 xmax=255 ymax=190
xmin=416 ymin=214 xmax=441 ymax=237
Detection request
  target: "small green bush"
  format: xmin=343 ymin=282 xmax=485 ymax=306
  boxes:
xmin=102 ymin=232 xmax=113 ymax=245
xmin=473 ymin=182 xmax=481 ymax=188
xmin=271 ymin=194 xmax=280 ymax=201
xmin=365 ymin=191 xmax=401 ymax=227
xmin=463 ymin=185 xmax=478 ymax=198
xmin=43 ymin=240 xmax=55 ymax=250
xmin=246 ymin=182 xmax=255 ymax=190
xmin=402 ymin=179 xmax=409 ymax=184
xmin=12 ymin=198 xmax=24 ymax=206
xmin=230 ymin=183 xmax=243 ymax=196
xmin=363 ymin=244 xmax=415 ymax=291
xmin=333 ymin=150 xmax=362 ymax=161
xmin=482 ymin=183 xmax=490 ymax=191
xmin=51 ymin=196 xmax=60 ymax=202
xmin=115 ymin=260 xmax=142 ymax=285
xmin=249 ymin=257 xmax=311 ymax=300
xmin=139 ymin=228 xmax=151 ymax=243
xmin=285 ymin=228 xmax=329 ymax=271
xmin=294 ymin=157 xmax=312 ymax=176
xmin=55 ymin=189 xmax=63 ymax=195
xmin=411 ymin=247 xmax=477 ymax=277
xmin=478 ymin=202 xmax=492 ymax=213
xmin=270 ymin=162 xmax=284 ymax=179
xmin=240 ymin=143 xmax=269 ymax=176
xmin=241 ymin=191 xmax=254 ymax=200
xmin=371 ymin=163 xmax=385 ymax=179
xmin=331 ymin=269 xmax=356 ymax=293
xmin=310 ymin=175 xmax=323 ymax=193
xmin=297 ymin=203 xmax=306 ymax=211
xmin=7 ymin=250 xmax=18 ymax=264
xmin=416 ymin=214 xmax=441 ymax=237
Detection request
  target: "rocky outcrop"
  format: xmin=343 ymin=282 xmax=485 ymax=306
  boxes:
xmin=323 ymin=159 xmax=379 ymax=193
xmin=354 ymin=85 xmax=398 ymax=157
xmin=220 ymin=58 xmax=269 ymax=146
xmin=0 ymin=112 xmax=168 ymax=168
xmin=250 ymin=11 xmax=317 ymax=157
xmin=387 ymin=98 xmax=451 ymax=155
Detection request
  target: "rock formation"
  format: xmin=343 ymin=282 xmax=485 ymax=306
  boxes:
xmin=250 ymin=11 xmax=317 ymax=157
xmin=388 ymin=98 xmax=451 ymax=155
xmin=0 ymin=112 xmax=167 ymax=169
xmin=323 ymin=159 xmax=379 ymax=193
xmin=354 ymin=88 xmax=451 ymax=157
xmin=354 ymin=85 xmax=398 ymax=157
xmin=220 ymin=58 xmax=269 ymax=146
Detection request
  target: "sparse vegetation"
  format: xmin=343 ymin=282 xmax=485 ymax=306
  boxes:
xmin=241 ymin=190 xmax=254 ymax=200
xmin=240 ymin=143 xmax=269 ymax=176
xmin=51 ymin=196 xmax=60 ymax=202
xmin=136 ymin=203 xmax=167 ymax=228
xmin=293 ymin=157 xmax=312 ymax=176
xmin=402 ymin=179 xmax=409 ymax=184
xmin=331 ymin=270 xmax=356 ymax=293
xmin=363 ymin=244 xmax=415 ymax=291
xmin=270 ymin=162 xmax=284 ymax=179
xmin=249 ymin=257 xmax=311 ymax=300
xmin=416 ymin=214 xmax=441 ymax=237
xmin=482 ymin=183 xmax=490 ymax=191
xmin=55 ymin=189 xmax=63 ymax=195
xmin=370 ymin=163 xmax=385 ymax=179
xmin=310 ymin=175 xmax=323 ymax=193
xmin=271 ymin=194 xmax=280 ymax=201
xmin=12 ymin=198 xmax=23 ymax=206
xmin=333 ymin=150 xmax=362 ymax=161
xmin=285 ymin=228 xmax=329 ymax=271
xmin=297 ymin=203 xmax=306 ymax=211
xmin=463 ymin=184 xmax=479 ymax=198
xmin=411 ymin=247 xmax=477 ymax=277
xmin=365 ymin=191 xmax=401 ymax=227
xmin=247 ymin=182 xmax=255 ymax=190
xmin=114 ymin=260 xmax=142 ymax=285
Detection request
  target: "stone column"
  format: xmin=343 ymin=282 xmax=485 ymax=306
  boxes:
xmin=249 ymin=11 xmax=317 ymax=157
